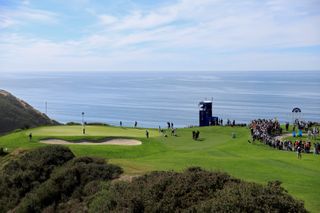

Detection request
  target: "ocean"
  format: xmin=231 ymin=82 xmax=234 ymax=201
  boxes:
xmin=1 ymin=71 xmax=319 ymax=128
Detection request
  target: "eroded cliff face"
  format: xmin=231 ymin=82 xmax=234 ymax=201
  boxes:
xmin=0 ymin=89 xmax=59 ymax=133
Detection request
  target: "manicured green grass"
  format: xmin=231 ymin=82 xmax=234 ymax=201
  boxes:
xmin=31 ymin=125 xmax=159 ymax=138
xmin=0 ymin=125 xmax=319 ymax=212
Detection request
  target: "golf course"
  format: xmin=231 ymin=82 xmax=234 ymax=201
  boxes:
xmin=0 ymin=125 xmax=319 ymax=212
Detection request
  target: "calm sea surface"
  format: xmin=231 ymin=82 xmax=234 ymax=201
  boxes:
xmin=1 ymin=71 xmax=319 ymax=127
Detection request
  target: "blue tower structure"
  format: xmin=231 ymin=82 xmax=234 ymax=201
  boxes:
xmin=199 ymin=100 xmax=212 ymax=126
xmin=199 ymin=100 xmax=219 ymax=126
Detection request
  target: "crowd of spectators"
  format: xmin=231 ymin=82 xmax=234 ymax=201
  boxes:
xmin=281 ymin=140 xmax=312 ymax=152
xmin=249 ymin=119 xmax=319 ymax=154
xmin=249 ymin=119 xmax=282 ymax=143
xmin=294 ymin=120 xmax=319 ymax=131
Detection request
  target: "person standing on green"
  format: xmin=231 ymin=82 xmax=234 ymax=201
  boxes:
xmin=297 ymin=146 xmax=302 ymax=159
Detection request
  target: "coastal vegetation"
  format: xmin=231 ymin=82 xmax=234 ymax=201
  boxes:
xmin=89 ymin=167 xmax=306 ymax=212
xmin=0 ymin=145 xmax=122 ymax=212
xmin=0 ymin=145 xmax=308 ymax=212
xmin=0 ymin=90 xmax=58 ymax=134
xmin=0 ymin=125 xmax=319 ymax=212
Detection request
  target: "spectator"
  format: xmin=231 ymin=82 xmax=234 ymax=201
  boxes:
xmin=196 ymin=131 xmax=200 ymax=140
xmin=292 ymin=131 xmax=296 ymax=137
xmin=297 ymin=146 xmax=302 ymax=159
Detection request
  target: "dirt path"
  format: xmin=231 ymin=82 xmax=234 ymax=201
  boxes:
xmin=40 ymin=138 xmax=142 ymax=146
xmin=274 ymin=133 xmax=292 ymax=141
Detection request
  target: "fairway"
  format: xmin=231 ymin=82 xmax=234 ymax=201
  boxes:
xmin=0 ymin=125 xmax=319 ymax=212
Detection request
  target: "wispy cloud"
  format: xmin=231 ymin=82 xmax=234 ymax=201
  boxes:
xmin=95 ymin=0 xmax=320 ymax=47
xmin=0 ymin=6 xmax=58 ymax=29
xmin=0 ymin=0 xmax=319 ymax=72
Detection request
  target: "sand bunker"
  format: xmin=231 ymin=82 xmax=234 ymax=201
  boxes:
xmin=40 ymin=138 xmax=142 ymax=146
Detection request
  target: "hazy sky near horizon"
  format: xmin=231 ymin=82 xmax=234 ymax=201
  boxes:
xmin=0 ymin=0 xmax=320 ymax=72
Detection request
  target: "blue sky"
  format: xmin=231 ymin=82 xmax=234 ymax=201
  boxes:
xmin=0 ymin=0 xmax=320 ymax=72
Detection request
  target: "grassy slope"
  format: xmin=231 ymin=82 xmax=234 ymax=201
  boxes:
xmin=0 ymin=125 xmax=319 ymax=212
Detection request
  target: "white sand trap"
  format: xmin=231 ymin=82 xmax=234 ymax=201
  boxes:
xmin=40 ymin=138 xmax=142 ymax=146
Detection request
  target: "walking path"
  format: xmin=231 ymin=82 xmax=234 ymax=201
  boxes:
xmin=274 ymin=133 xmax=291 ymax=141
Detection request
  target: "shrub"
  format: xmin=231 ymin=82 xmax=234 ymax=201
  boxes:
xmin=22 ymin=124 xmax=30 ymax=130
xmin=86 ymin=122 xmax=110 ymax=126
xmin=0 ymin=146 xmax=307 ymax=213
xmin=88 ymin=167 xmax=307 ymax=213
xmin=15 ymin=157 xmax=122 ymax=212
xmin=194 ymin=181 xmax=307 ymax=213
xmin=65 ymin=122 xmax=81 ymax=125
xmin=0 ymin=145 xmax=74 ymax=213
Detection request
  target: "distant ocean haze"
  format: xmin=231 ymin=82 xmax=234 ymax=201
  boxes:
xmin=1 ymin=71 xmax=319 ymax=128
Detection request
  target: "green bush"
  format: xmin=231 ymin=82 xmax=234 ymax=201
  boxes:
xmin=15 ymin=157 xmax=122 ymax=212
xmin=194 ymin=181 xmax=307 ymax=213
xmin=0 ymin=145 xmax=307 ymax=213
xmin=88 ymin=167 xmax=307 ymax=213
xmin=65 ymin=122 xmax=81 ymax=125
xmin=0 ymin=145 xmax=74 ymax=213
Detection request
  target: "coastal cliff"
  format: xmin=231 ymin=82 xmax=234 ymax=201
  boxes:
xmin=0 ymin=89 xmax=58 ymax=134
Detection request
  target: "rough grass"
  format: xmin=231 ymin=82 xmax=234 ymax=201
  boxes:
xmin=0 ymin=125 xmax=319 ymax=212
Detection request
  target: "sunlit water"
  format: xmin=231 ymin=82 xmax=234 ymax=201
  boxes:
xmin=1 ymin=71 xmax=319 ymax=127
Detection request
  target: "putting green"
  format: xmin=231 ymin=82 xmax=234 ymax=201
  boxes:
xmin=0 ymin=125 xmax=319 ymax=212
xmin=31 ymin=125 xmax=159 ymax=137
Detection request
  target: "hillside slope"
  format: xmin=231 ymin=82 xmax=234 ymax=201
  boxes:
xmin=0 ymin=146 xmax=307 ymax=212
xmin=0 ymin=89 xmax=58 ymax=134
